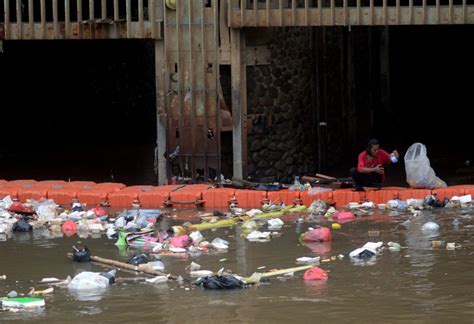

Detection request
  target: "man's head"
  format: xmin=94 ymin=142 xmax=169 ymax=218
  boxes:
xmin=367 ymin=138 xmax=380 ymax=157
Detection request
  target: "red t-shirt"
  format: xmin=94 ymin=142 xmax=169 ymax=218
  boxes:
xmin=357 ymin=149 xmax=392 ymax=173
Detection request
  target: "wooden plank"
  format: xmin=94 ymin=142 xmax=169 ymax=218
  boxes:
xmin=4 ymin=0 xmax=10 ymax=39
xmin=331 ymin=0 xmax=335 ymax=25
xmin=422 ymin=0 xmax=426 ymax=24
xmin=292 ymin=0 xmax=296 ymax=25
xmin=126 ymin=0 xmax=131 ymax=37
xmin=463 ymin=0 xmax=466 ymax=24
xmin=150 ymin=0 xmax=156 ymax=38
xmin=448 ymin=0 xmax=452 ymax=24
xmin=188 ymin=0 xmax=196 ymax=182
xmin=53 ymin=0 xmax=59 ymax=38
xmin=369 ymin=0 xmax=374 ymax=25
xmin=279 ymin=0 xmax=283 ymax=26
xmin=40 ymin=0 xmax=46 ymax=38
xmin=396 ymin=0 xmax=400 ymax=25
xmin=90 ymin=0 xmax=95 ymax=20
xmin=156 ymin=38 xmax=167 ymax=184
xmin=29 ymin=0 xmax=34 ymax=39
xmin=102 ymin=0 xmax=107 ymax=19
xmin=409 ymin=0 xmax=413 ymax=24
xmin=356 ymin=0 xmax=360 ymax=25
xmin=305 ymin=0 xmax=309 ymax=26
xmin=16 ymin=0 xmax=22 ymax=39
xmin=383 ymin=0 xmax=387 ymax=25
xmin=65 ymin=0 xmax=71 ymax=38
xmin=240 ymin=0 xmax=245 ymax=27
xmin=213 ymin=0 xmax=221 ymax=178
xmin=267 ymin=0 xmax=271 ymax=26
xmin=254 ymin=0 xmax=257 ymax=26
xmin=139 ymin=0 xmax=145 ymax=38
xmin=231 ymin=29 xmax=247 ymax=180
xmin=78 ymin=0 xmax=83 ymax=38
xmin=201 ymin=1 xmax=209 ymax=180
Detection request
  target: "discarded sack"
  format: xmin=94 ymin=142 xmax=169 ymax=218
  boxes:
xmin=404 ymin=143 xmax=447 ymax=188
xmin=12 ymin=219 xmax=32 ymax=232
xmin=8 ymin=202 xmax=34 ymax=214
xmin=303 ymin=267 xmax=328 ymax=281
xmin=68 ymin=271 xmax=111 ymax=291
xmin=195 ymin=275 xmax=245 ymax=290
xmin=128 ymin=254 xmax=148 ymax=266
xmin=72 ymin=246 xmax=91 ymax=262
xmin=301 ymin=227 xmax=332 ymax=242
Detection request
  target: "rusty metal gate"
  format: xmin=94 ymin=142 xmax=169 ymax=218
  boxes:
xmin=161 ymin=0 xmax=221 ymax=183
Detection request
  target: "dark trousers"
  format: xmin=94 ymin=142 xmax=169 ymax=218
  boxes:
xmin=350 ymin=167 xmax=383 ymax=189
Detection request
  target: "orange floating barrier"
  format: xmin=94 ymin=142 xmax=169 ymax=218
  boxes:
xmin=17 ymin=184 xmax=49 ymax=202
xmin=64 ymin=181 xmax=97 ymax=189
xmin=366 ymin=187 xmax=407 ymax=204
xmin=77 ymin=188 xmax=113 ymax=206
xmin=47 ymin=187 xmax=78 ymax=205
xmin=202 ymin=188 xmax=236 ymax=208
xmin=398 ymin=189 xmax=432 ymax=200
xmin=167 ymin=185 xmax=211 ymax=208
xmin=96 ymin=182 xmax=127 ymax=191
xmin=332 ymin=189 xmax=366 ymax=208
xmin=0 ymin=184 xmax=18 ymax=199
xmin=108 ymin=186 xmax=156 ymax=207
xmin=267 ymin=189 xmax=300 ymax=206
xmin=233 ymin=189 xmax=267 ymax=208
xmin=37 ymin=180 xmax=68 ymax=188
xmin=0 ymin=180 xmax=8 ymax=185
xmin=432 ymin=186 xmax=466 ymax=200
xmin=139 ymin=185 xmax=183 ymax=208
xmin=6 ymin=179 xmax=37 ymax=186
xmin=300 ymin=190 xmax=333 ymax=207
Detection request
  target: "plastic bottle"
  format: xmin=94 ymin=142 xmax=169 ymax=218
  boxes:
xmin=390 ymin=151 xmax=398 ymax=163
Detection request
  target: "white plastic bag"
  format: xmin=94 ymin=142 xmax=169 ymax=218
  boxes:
xmin=404 ymin=143 xmax=447 ymax=189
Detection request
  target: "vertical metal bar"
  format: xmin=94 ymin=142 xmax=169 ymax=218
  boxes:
xmin=436 ymin=0 xmax=439 ymax=24
xmin=213 ymin=0 xmax=221 ymax=181
xmin=65 ymin=0 xmax=70 ymax=38
xmin=16 ymin=0 xmax=22 ymax=39
xmin=4 ymin=0 xmax=10 ymax=39
xmin=102 ymin=0 xmax=106 ymax=19
xmin=150 ymin=0 xmax=156 ymax=37
xmin=28 ymin=0 xmax=34 ymax=39
xmin=156 ymin=38 xmax=168 ymax=184
xmin=266 ymin=0 xmax=270 ymax=26
xmin=409 ymin=0 xmax=413 ymax=24
xmin=343 ymin=0 xmax=348 ymax=26
xmin=114 ymin=0 xmax=119 ymax=20
xmin=279 ymin=0 xmax=283 ymax=26
xmin=40 ymin=0 xmax=46 ymax=38
xmin=163 ymin=0 xmax=171 ymax=183
xmin=240 ymin=0 xmax=244 ymax=27
xmin=448 ymin=0 xmax=452 ymax=24
xmin=369 ymin=0 xmax=373 ymax=25
xmin=305 ymin=0 xmax=309 ymax=26
xmin=331 ymin=0 xmax=335 ymax=25
xmin=422 ymin=0 xmax=426 ymax=24
xmin=462 ymin=0 xmax=466 ymax=24
xmin=356 ymin=0 xmax=360 ymax=25
xmin=396 ymin=0 xmax=400 ymax=25
xmin=139 ymin=0 xmax=144 ymax=37
xmin=176 ymin=0 xmax=184 ymax=178
xmin=78 ymin=0 xmax=83 ymax=37
xmin=231 ymin=29 xmax=247 ymax=180
xmin=253 ymin=0 xmax=257 ymax=27
xmin=188 ymin=0 xmax=195 ymax=182
xmin=90 ymin=0 xmax=94 ymax=20
xmin=126 ymin=0 xmax=131 ymax=37
xmin=319 ymin=0 xmax=322 ymax=25
xmin=292 ymin=0 xmax=296 ymax=25
xmin=201 ymin=0 xmax=209 ymax=180
xmin=53 ymin=0 xmax=59 ymax=38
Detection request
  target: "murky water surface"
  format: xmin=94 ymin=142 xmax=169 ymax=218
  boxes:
xmin=1 ymin=208 xmax=474 ymax=323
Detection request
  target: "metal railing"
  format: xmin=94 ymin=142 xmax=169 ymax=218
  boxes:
xmin=1 ymin=0 xmax=162 ymax=40
xmin=227 ymin=0 xmax=474 ymax=26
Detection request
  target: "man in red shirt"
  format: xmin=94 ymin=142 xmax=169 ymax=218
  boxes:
xmin=351 ymin=139 xmax=399 ymax=191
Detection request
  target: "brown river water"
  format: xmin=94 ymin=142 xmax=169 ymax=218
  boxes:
xmin=1 ymin=208 xmax=473 ymax=323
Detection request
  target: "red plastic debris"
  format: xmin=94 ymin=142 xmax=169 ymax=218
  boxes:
xmin=303 ymin=267 xmax=328 ymax=281
xmin=302 ymin=227 xmax=332 ymax=242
